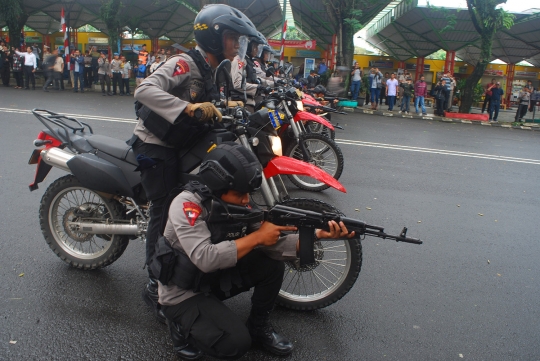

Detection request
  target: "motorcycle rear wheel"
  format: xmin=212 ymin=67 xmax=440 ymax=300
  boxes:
xmin=39 ymin=175 xmax=129 ymax=270
xmin=276 ymin=198 xmax=362 ymax=310
xmin=285 ymin=133 xmax=344 ymax=192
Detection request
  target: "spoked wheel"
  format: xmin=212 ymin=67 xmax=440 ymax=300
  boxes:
xmin=276 ymin=198 xmax=362 ymax=310
xmin=285 ymin=133 xmax=344 ymax=192
xmin=39 ymin=175 xmax=129 ymax=270
xmin=305 ymin=118 xmax=335 ymax=140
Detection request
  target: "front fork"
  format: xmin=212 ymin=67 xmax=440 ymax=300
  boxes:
xmin=281 ymin=100 xmax=311 ymax=162
xmin=238 ymin=133 xmax=283 ymax=207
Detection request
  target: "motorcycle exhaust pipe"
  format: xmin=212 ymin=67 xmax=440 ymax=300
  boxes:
xmin=40 ymin=147 xmax=74 ymax=173
xmin=67 ymin=222 xmax=140 ymax=235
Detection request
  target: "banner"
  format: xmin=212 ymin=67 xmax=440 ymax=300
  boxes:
xmin=25 ymin=36 xmax=42 ymax=43
xmin=268 ymin=39 xmax=316 ymax=50
xmin=483 ymin=69 xmax=504 ymax=76
xmin=296 ymin=50 xmax=321 ymax=58
xmin=515 ymin=71 xmax=537 ymax=78
xmin=368 ymin=61 xmax=394 ymax=68
xmin=88 ymin=37 xmax=109 ymax=44
xmin=304 ymin=58 xmax=315 ymax=78
xmin=405 ymin=63 xmax=430 ymax=71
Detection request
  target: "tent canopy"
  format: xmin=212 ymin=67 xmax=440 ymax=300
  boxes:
xmin=363 ymin=1 xmax=540 ymax=66
xmin=1 ymin=0 xmax=390 ymax=48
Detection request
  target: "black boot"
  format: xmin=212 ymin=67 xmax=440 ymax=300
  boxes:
xmin=142 ymin=278 xmax=167 ymax=324
xmin=246 ymin=310 xmax=294 ymax=356
xmin=167 ymin=319 xmax=203 ymax=360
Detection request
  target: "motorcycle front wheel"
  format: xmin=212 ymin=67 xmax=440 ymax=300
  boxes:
xmin=285 ymin=133 xmax=344 ymax=192
xmin=39 ymin=175 xmax=129 ymax=270
xmin=276 ymin=198 xmax=362 ymax=310
xmin=305 ymin=118 xmax=336 ymax=140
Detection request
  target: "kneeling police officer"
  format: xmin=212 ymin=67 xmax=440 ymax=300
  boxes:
xmin=152 ymin=143 xmax=353 ymax=359
xmin=128 ymin=4 xmax=259 ymax=323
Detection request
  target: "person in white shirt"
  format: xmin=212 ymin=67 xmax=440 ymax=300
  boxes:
xmin=149 ymin=55 xmax=163 ymax=74
xmin=385 ymin=72 xmax=399 ymax=111
xmin=16 ymin=46 xmax=37 ymax=89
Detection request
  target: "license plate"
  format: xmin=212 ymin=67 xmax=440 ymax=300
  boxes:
xmin=28 ymin=149 xmax=41 ymax=165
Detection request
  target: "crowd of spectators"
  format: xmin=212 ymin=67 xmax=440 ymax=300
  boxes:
xmin=0 ymin=39 xmax=170 ymax=96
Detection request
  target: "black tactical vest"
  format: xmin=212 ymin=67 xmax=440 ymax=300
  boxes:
xmin=151 ymin=181 xmax=255 ymax=295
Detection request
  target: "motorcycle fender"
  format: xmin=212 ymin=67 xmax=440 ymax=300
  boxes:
xmin=302 ymin=98 xmax=319 ymax=107
xmin=29 ymin=156 xmax=53 ymax=191
xmin=67 ymin=153 xmax=135 ymax=198
xmin=264 ymin=156 xmax=346 ymax=193
xmin=293 ymin=111 xmax=335 ymax=130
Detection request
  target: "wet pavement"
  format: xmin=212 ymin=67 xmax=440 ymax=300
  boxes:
xmin=1 ymin=88 xmax=539 ymax=361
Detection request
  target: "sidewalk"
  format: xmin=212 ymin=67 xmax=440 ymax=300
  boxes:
xmin=353 ymin=103 xmax=540 ymax=132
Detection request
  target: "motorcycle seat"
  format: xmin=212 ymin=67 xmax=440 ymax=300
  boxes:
xmin=86 ymin=135 xmax=138 ymax=165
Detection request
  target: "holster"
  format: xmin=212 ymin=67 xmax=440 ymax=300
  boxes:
xmin=135 ymin=101 xmax=208 ymax=147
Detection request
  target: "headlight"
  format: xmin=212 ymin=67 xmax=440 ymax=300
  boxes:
xmin=296 ymin=100 xmax=304 ymax=111
xmin=268 ymin=136 xmax=282 ymax=156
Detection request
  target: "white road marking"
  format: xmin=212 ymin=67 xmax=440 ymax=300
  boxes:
xmin=0 ymin=107 xmax=137 ymax=124
xmin=335 ymin=139 xmax=540 ymax=165
xmin=3 ymin=107 xmax=539 ymax=165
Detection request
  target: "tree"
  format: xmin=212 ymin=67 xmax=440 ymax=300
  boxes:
xmin=0 ymin=0 xmax=29 ymax=49
xmin=458 ymin=0 xmax=514 ymax=113
xmin=100 ymin=0 xmax=122 ymax=53
xmin=322 ymin=0 xmax=381 ymax=68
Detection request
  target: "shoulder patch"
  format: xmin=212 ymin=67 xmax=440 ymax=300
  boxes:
xmin=173 ymin=60 xmax=190 ymax=77
xmin=238 ymin=61 xmax=244 ymax=70
xmin=183 ymin=202 xmax=202 ymax=226
xmin=254 ymin=61 xmax=260 ymax=67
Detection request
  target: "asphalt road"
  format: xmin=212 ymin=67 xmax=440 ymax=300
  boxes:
xmin=1 ymin=88 xmax=539 ymax=361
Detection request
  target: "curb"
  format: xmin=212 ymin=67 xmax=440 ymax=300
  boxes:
xmin=354 ymin=107 xmax=540 ymax=132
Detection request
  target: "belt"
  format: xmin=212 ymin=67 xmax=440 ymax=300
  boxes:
xmin=113 ymin=71 xmax=121 ymax=73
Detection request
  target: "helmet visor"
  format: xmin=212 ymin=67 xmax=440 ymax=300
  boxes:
xmin=255 ymin=43 xmax=264 ymax=58
xmin=222 ymin=30 xmax=249 ymax=60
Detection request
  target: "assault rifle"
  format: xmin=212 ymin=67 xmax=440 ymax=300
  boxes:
xmin=207 ymin=201 xmax=423 ymax=266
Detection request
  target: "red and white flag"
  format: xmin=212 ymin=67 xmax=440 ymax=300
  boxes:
xmin=279 ymin=20 xmax=287 ymax=66
xmin=61 ymin=8 xmax=69 ymax=62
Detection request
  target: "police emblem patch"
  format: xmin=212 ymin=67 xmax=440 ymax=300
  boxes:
xmin=183 ymin=202 xmax=202 ymax=226
xmin=191 ymin=91 xmax=198 ymax=100
xmin=238 ymin=61 xmax=244 ymax=70
xmin=173 ymin=60 xmax=190 ymax=77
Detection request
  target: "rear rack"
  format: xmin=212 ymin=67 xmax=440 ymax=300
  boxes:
xmin=32 ymin=109 xmax=94 ymax=152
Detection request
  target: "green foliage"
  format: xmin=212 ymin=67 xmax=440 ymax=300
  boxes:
xmin=100 ymin=0 xmax=123 ymax=52
xmin=344 ymin=9 xmax=364 ymax=33
xmin=0 ymin=0 xmax=27 ymax=48
xmin=456 ymin=78 xmax=484 ymax=104
xmin=269 ymin=28 xmax=309 ymax=41
xmin=426 ymin=49 xmax=448 ymax=60
xmin=360 ymin=74 xmax=370 ymax=96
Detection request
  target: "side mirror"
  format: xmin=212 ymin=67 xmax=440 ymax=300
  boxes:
xmin=265 ymin=66 xmax=275 ymax=77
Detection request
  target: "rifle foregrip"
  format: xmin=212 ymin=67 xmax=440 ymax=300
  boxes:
xmin=298 ymin=227 xmax=316 ymax=266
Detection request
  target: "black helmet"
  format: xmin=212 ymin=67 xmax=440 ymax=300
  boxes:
xmin=313 ymin=85 xmax=327 ymax=94
xmin=194 ymin=4 xmax=259 ymax=56
xmin=199 ymin=142 xmax=263 ymax=194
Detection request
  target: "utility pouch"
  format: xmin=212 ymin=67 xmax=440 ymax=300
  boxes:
xmin=172 ymin=251 xmax=202 ymax=290
xmin=150 ymin=236 xmax=177 ymax=285
xmin=135 ymin=100 xmax=207 ymax=147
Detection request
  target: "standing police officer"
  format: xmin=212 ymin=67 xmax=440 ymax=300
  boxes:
xmin=128 ymin=4 xmax=259 ymax=324
xmin=231 ymin=33 xmax=269 ymax=112
xmin=153 ymin=143 xmax=353 ymax=359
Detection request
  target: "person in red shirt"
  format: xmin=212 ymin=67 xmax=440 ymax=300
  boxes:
xmin=414 ymin=75 xmax=428 ymax=115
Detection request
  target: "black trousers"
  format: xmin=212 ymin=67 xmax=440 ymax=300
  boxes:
xmin=84 ymin=67 xmax=93 ymax=87
xmin=161 ymin=250 xmax=285 ymax=360
xmin=112 ymin=72 xmax=122 ymax=94
xmin=99 ymin=73 xmax=111 ymax=93
xmin=436 ymin=98 xmax=445 ymax=116
xmin=13 ymin=71 xmax=23 ymax=87
xmin=23 ymin=66 xmax=35 ymax=88
xmin=131 ymin=138 xmax=179 ymax=267
xmin=515 ymin=103 xmax=528 ymax=121
xmin=121 ymin=78 xmax=130 ymax=94
xmin=54 ymin=72 xmax=64 ymax=90
xmin=482 ymin=95 xmax=492 ymax=113
xmin=43 ymin=70 xmax=54 ymax=89
xmin=1 ymin=64 xmax=10 ymax=86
